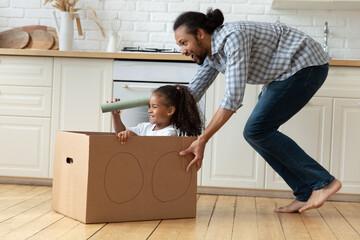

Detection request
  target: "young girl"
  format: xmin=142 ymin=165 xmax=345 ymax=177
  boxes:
xmin=111 ymin=85 xmax=203 ymax=144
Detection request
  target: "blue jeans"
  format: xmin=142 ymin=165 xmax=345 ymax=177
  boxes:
xmin=243 ymin=64 xmax=334 ymax=202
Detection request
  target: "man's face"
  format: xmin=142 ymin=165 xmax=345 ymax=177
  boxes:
xmin=174 ymin=25 xmax=209 ymax=65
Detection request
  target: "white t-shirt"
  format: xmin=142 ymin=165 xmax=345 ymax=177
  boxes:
xmin=128 ymin=122 xmax=177 ymax=136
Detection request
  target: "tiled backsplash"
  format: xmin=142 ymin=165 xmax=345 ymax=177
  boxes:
xmin=0 ymin=0 xmax=359 ymax=59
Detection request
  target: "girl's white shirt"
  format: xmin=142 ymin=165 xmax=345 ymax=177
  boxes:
xmin=128 ymin=122 xmax=177 ymax=136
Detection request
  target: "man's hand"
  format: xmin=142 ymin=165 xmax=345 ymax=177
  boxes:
xmin=180 ymin=108 xmax=235 ymax=172
xmin=180 ymin=137 xmax=207 ymax=172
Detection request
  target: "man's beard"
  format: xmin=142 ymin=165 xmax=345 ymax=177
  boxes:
xmin=194 ymin=36 xmax=208 ymax=65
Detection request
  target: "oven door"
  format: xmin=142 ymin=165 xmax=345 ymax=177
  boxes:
xmin=112 ymin=81 xmax=205 ymax=132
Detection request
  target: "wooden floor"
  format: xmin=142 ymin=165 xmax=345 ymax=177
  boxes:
xmin=0 ymin=184 xmax=359 ymax=240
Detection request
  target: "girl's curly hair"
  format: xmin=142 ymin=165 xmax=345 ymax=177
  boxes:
xmin=153 ymin=85 xmax=203 ymax=137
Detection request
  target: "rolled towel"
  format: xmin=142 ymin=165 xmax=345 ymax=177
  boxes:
xmin=101 ymin=97 xmax=150 ymax=113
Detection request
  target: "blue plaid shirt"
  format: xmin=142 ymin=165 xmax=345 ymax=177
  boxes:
xmin=189 ymin=21 xmax=331 ymax=111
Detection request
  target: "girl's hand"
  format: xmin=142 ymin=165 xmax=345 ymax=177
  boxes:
xmin=117 ymin=130 xmax=136 ymax=144
xmin=107 ymin=98 xmax=121 ymax=115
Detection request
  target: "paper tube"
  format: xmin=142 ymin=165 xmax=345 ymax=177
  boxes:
xmin=101 ymin=97 xmax=150 ymax=113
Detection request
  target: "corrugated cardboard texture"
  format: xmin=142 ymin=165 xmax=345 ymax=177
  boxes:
xmin=52 ymin=131 xmax=197 ymax=223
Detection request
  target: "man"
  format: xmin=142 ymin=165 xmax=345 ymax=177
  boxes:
xmin=174 ymin=9 xmax=341 ymax=213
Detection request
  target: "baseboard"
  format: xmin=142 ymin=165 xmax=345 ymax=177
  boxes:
xmin=197 ymin=186 xmax=360 ymax=203
xmin=0 ymin=176 xmax=52 ymax=186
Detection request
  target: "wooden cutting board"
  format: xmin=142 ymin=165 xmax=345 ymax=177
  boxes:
xmin=47 ymin=27 xmax=59 ymax=50
xmin=23 ymin=30 xmax=54 ymax=50
xmin=0 ymin=29 xmax=30 ymax=49
xmin=17 ymin=25 xmax=59 ymax=50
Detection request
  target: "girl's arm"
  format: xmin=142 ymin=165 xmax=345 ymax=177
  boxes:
xmin=111 ymin=112 xmax=125 ymax=134
xmin=109 ymin=98 xmax=126 ymax=134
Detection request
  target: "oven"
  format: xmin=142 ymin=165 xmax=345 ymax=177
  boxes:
xmin=112 ymin=59 xmax=205 ymax=131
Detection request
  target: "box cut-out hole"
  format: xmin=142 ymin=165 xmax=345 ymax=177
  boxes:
xmin=66 ymin=157 xmax=73 ymax=164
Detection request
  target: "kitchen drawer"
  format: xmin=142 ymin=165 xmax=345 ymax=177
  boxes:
xmin=317 ymin=66 xmax=360 ymax=98
xmin=0 ymin=56 xmax=53 ymax=87
xmin=0 ymin=116 xmax=50 ymax=178
xmin=0 ymin=86 xmax=52 ymax=117
xmin=113 ymin=60 xmax=198 ymax=82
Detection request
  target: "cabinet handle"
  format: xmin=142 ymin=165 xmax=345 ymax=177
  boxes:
xmin=122 ymin=85 xmax=158 ymax=90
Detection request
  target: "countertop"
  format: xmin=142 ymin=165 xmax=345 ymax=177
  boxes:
xmin=0 ymin=49 xmax=360 ymax=66
xmin=0 ymin=49 xmax=191 ymax=61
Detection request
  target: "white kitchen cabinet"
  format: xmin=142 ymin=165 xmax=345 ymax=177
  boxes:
xmin=0 ymin=56 xmax=113 ymax=179
xmin=266 ymin=96 xmax=360 ymax=194
xmin=52 ymin=57 xmax=113 ymax=132
xmin=203 ymin=83 xmax=333 ymax=191
xmin=0 ymin=86 xmax=52 ymax=117
xmin=0 ymin=116 xmax=50 ymax=178
xmin=0 ymin=56 xmax=53 ymax=178
xmin=50 ymin=57 xmax=113 ymax=177
xmin=331 ymin=98 xmax=360 ymax=194
xmin=265 ymin=97 xmax=333 ymax=190
xmin=0 ymin=56 xmax=53 ymax=87
xmin=202 ymin=74 xmax=265 ymax=189
xmin=265 ymin=67 xmax=360 ymax=194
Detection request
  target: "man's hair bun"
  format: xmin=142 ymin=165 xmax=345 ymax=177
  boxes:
xmin=173 ymin=8 xmax=224 ymax=35
xmin=205 ymin=8 xmax=224 ymax=33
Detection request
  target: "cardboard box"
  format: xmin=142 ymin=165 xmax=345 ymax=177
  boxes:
xmin=52 ymin=131 xmax=197 ymax=223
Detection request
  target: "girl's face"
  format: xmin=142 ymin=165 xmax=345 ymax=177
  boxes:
xmin=148 ymin=94 xmax=175 ymax=128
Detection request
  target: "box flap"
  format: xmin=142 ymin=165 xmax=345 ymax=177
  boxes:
xmin=52 ymin=131 xmax=91 ymax=222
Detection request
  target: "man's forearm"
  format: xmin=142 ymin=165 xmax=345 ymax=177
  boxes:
xmin=198 ymin=108 xmax=234 ymax=143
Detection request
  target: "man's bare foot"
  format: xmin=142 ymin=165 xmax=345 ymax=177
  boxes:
xmin=274 ymin=200 xmax=306 ymax=213
xmin=299 ymin=178 xmax=342 ymax=213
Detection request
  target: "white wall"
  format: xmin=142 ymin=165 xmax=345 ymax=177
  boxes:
xmin=0 ymin=0 xmax=359 ymax=59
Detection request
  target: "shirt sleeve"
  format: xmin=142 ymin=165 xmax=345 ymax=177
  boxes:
xmin=188 ymin=58 xmax=219 ymax=102
xmin=128 ymin=122 xmax=144 ymax=136
xmin=220 ymin=31 xmax=251 ymax=112
xmin=160 ymin=128 xmax=178 ymax=136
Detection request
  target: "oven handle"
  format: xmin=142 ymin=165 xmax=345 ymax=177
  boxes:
xmin=122 ymin=84 xmax=158 ymax=90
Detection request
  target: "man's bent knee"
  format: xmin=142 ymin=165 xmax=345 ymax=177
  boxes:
xmin=243 ymin=121 xmax=272 ymax=144
xmin=243 ymin=122 xmax=258 ymax=143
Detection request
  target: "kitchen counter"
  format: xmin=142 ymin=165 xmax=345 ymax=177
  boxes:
xmin=328 ymin=59 xmax=360 ymax=67
xmin=0 ymin=49 xmax=360 ymax=66
xmin=0 ymin=49 xmax=191 ymax=61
